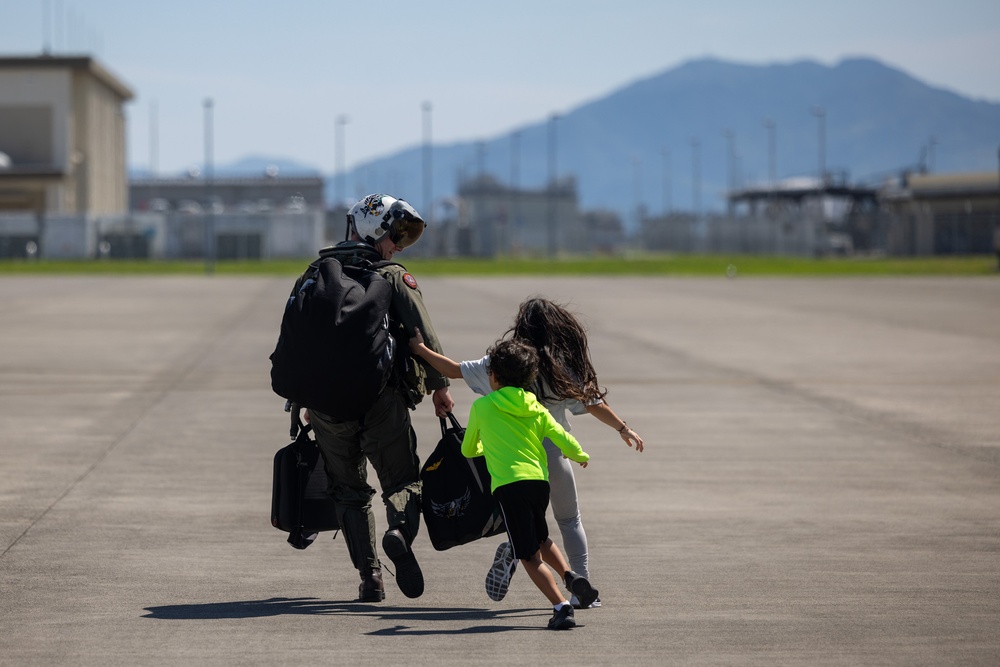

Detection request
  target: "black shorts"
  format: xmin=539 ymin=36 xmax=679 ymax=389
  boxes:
xmin=493 ymin=479 xmax=550 ymax=561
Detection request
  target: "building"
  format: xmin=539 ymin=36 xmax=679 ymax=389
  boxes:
xmin=641 ymin=177 xmax=877 ymax=256
xmin=729 ymin=178 xmax=879 ymax=256
xmin=129 ymin=172 xmax=326 ymax=215
xmin=0 ymin=57 xmax=132 ymax=216
xmin=0 ymin=55 xmax=133 ymax=258
xmin=879 ymin=171 xmax=1000 ymax=255
xmin=120 ymin=173 xmax=329 ymax=260
xmin=452 ymin=174 xmax=598 ymax=257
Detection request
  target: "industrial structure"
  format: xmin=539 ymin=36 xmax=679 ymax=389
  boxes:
xmin=879 ymin=171 xmax=999 ymax=255
xmin=448 ymin=174 xmax=625 ymax=257
xmin=640 ymin=171 xmax=998 ymax=257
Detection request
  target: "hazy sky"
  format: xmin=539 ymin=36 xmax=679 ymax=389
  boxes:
xmin=3 ymin=0 xmax=998 ymax=175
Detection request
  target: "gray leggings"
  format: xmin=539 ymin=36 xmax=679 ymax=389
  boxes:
xmin=543 ymin=438 xmax=590 ymax=580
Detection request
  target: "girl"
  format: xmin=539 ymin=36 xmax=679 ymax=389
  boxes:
xmin=410 ymin=297 xmax=644 ymax=608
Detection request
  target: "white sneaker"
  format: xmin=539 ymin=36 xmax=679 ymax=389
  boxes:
xmin=485 ymin=542 xmax=517 ymax=601
xmin=570 ymin=594 xmax=602 ymax=609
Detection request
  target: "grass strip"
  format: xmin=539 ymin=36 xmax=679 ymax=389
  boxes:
xmin=0 ymin=254 xmax=996 ymax=277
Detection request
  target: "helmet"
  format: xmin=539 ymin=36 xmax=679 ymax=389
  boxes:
xmin=346 ymin=193 xmax=425 ymax=249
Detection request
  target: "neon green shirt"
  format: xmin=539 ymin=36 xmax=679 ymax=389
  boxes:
xmin=461 ymin=386 xmax=589 ymax=493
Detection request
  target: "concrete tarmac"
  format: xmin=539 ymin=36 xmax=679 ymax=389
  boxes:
xmin=1 ymin=274 xmax=998 ymax=666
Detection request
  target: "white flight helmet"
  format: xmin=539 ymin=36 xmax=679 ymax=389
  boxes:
xmin=346 ymin=193 xmax=425 ymax=249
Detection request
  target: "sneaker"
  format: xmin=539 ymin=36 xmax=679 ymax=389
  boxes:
xmin=358 ymin=567 xmax=385 ymax=602
xmin=382 ymin=529 xmax=424 ymax=598
xmin=287 ymin=528 xmax=318 ymax=550
xmin=547 ymin=604 xmax=576 ymax=630
xmin=564 ymin=571 xmax=599 ymax=610
xmin=570 ymin=594 xmax=602 ymax=609
xmin=485 ymin=542 xmax=517 ymax=601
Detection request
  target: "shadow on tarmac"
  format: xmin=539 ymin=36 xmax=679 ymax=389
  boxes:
xmin=143 ymin=597 xmax=545 ymax=633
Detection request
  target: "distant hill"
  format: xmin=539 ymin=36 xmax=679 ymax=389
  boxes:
xmin=338 ymin=57 xmax=1000 ymax=226
xmin=154 ymin=57 xmax=1000 ymax=226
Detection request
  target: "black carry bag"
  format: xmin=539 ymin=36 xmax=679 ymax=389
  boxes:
xmin=420 ymin=412 xmax=506 ymax=551
xmin=271 ymin=419 xmax=339 ymax=550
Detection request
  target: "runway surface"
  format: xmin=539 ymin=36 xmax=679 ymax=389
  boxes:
xmin=1 ymin=274 xmax=998 ymax=665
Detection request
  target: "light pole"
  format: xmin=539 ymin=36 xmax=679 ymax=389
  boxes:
xmin=476 ymin=141 xmax=486 ymax=178
xmin=150 ymin=100 xmax=158 ymax=177
xmin=510 ymin=131 xmax=520 ymax=190
xmin=994 ymin=145 xmax=1000 ymax=271
xmin=547 ymin=113 xmax=560 ymax=258
xmin=631 ymin=154 xmax=643 ymax=230
xmin=723 ymin=129 xmax=736 ymax=193
xmin=422 ymin=101 xmax=433 ymax=224
xmin=335 ymin=115 xmax=349 ymax=209
xmin=54 ymin=0 xmax=63 ymax=52
xmin=811 ymin=105 xmax=826 ymax=182
xmin=762 ymin=118 xmax=776 ymax=187
xmin=149 ymin=100 xmax=159 ymax=210
xmin=690 ymin=138 xmax=701 ymax=220
xmin=510 ymin=130 xmax=521 ymax=254
xmin=203 ymin=97 xmax=214 ymax=274
xmin=43 ymin=0 xmax=51 ymax=54
xmin=661 ymin=148 xmax=672 ymax=215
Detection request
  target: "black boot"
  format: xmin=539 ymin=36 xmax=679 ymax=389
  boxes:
xmin=382 ymin=529 xmax=424 ymax=598
xmin=358 ymin=567 xmax=385 ymax=602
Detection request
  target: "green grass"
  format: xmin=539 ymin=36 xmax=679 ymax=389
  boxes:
xmin=0 ymin=254 xmax=996 ymax=276
xmin=406 ymin=254 xmax=1000 ymax=277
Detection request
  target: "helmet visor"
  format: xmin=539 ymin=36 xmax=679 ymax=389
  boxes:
xmin=385 ymin=200 xmax=425 ymax=248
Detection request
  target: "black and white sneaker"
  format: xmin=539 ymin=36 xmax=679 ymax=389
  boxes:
xmin=571 ymin=594 xmax=602 ymax=609
xmin=547 ymin=604 xmax=576 ymax=630
xmin=564 ymin=571 xmax=599 ymax=610
xmin=485 ymin=541 xmax=517 ymax=601
xmin=382 ymin=529 xmax=424 ymax=598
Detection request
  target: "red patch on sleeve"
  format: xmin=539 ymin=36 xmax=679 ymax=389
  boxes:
xmin=403 ymin=273 xmax=418 ymax=289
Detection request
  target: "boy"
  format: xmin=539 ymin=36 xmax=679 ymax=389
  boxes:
xmin=460 ymin=338 xmax=598 ymax=630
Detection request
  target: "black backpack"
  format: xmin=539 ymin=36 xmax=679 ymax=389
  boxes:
xmin=269 ymin=254 xmax=397 ymax=421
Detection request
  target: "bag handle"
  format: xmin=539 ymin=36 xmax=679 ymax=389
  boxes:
xmin=439 ymin=411 xmax=463 ymax=438
xmin=286 ymin=400 xmax=310 ymax=438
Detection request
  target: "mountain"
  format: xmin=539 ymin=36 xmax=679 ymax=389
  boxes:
xmin=336 ymin=57 xmax=1000 ymax=226
xmin=156 ymin=57 xmax=999 ymax=225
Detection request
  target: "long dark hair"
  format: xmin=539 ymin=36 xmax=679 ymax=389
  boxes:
xmin=505 ymin=297 xmax=606 ymax=404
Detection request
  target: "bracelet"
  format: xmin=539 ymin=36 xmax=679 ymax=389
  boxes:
xmin=617 ymin=421 xmax=628 ymax=433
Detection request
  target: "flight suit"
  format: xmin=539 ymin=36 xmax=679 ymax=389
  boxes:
xmin=308 ymin=241 xmax=449 ymax=572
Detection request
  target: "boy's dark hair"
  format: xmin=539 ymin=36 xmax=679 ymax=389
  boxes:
xmin=486 ymin=339 xmax=539 ymax=390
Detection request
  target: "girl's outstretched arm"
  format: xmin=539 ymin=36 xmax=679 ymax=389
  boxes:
xmin=585 ymin=402 xmax=644 ymax=452
xmin=408 ymin=326 xmax=462 ymax=379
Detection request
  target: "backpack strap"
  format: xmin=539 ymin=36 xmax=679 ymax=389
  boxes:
xmin=356 ymin=258 xmax=401 ymax=272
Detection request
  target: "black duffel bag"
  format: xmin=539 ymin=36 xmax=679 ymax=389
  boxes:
xmin=271 ymin=415 xmax=339 ymax=550
xmin=420 ymin=413 xmax=506 ymax=551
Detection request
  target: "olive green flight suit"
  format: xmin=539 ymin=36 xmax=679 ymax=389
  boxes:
xmin=308 ymin=241 xmax=449 ymax=572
